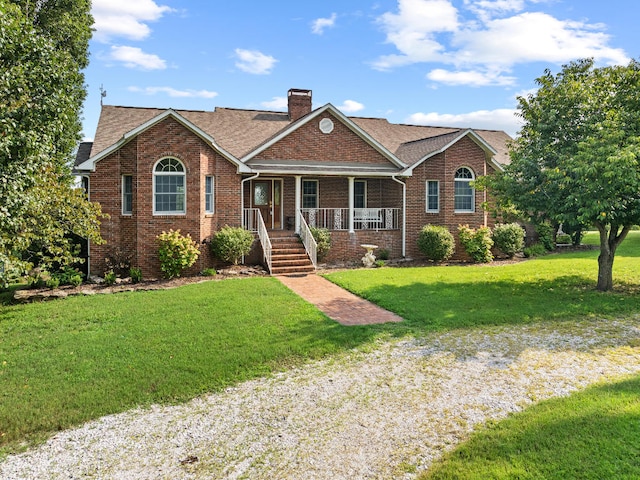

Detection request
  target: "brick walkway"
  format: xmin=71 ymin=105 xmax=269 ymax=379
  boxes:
xmin=276 ymin=273 xmax=404 ymax=326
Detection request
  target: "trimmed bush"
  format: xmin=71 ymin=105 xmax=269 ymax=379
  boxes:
xmin=157 ymin=229 xmax=200 ymax=278
xmin=202 ymin=267 xmax=217 ymax=277
xmin=535 ymin=222 xmax=555 ymax=251
xmin=458 ymin=224 xmax=494 ymax=263
xmin=417 ymin=225 xmax=455 ymax=262
xmin=492 ymin=223 xmax=525 ymax=258
xmin=103 ymin=270 xmax=116 ymax=286
xmin=556 ymin=233 xmax=572 ymax=245
xmin=210 ymin=226 xmax=254 ymax=265
xmin=309 ymin=227 xmax=332 ymax=262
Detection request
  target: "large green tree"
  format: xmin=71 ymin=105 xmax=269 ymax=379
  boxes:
xmin=0 ymin=0 xmax=103 ymax=287
xmin=489 ymin=59 xmax=640 ymax=291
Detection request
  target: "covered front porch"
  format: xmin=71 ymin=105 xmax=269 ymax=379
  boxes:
xmin=241 ymin=175 xmax=405 ymax=272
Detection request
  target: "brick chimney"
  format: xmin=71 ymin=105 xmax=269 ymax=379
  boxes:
xmin=288 ymin=88 xmax=312 ymax=121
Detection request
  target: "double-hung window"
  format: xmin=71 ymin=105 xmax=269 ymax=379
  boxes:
xmin=154 ymin=158 xmax=186 ymax=215
xmin=426 ymin=180 xmax=439 ymax=213
xmin=454 ymin=167 xmax=475 ymax=213
xmin=354 ymin=180 xmax=366 ymax=209
xmin=122 ymin=175 xmax=133 ymax=215
xmin=302 ymin=180 xmax=318 ymax=209
xmin=205 ymin=176 xmax=214 ymax=214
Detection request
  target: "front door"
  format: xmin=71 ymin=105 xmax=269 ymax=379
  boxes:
xmin=253 ymin=179 xmax=282 ymax=229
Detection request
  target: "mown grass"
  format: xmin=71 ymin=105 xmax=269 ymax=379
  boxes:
xmin=325 ymin=231 xmax=640 ymax=334
xmin=0 ymin=277 xmax=375 ymax=455
xmin=420 ymin=376 xmax=640 ymax=480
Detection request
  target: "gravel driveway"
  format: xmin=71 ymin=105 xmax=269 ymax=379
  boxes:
xmin=2 ymin=317 xmax=640 ymax=479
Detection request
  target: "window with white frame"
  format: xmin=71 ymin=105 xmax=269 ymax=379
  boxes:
xmin=154 ymin=157 xmax=185 ymax=214
xmin=354 ymin=180 xmax=366 ymax=208
xmin=426 ymin=180 xmax=439 ymax=213
xmin=122 ymin=175 xmax=133 ymax=215
xmin=205 ymin=175 xmax=214 ymax=214
xmin=302 ymin=179 xmax=318 ymax=209
xmin=454 ymin=167 xmax=475 ymax=212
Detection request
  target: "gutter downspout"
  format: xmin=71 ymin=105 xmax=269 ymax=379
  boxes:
xmin=392 ymin=175 xmax=406 ymax=258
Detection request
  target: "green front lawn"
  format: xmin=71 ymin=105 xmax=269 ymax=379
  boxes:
xmin=0 ymin=278 xmax=375 ymax=455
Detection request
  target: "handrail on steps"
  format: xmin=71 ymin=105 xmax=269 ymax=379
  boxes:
xmin=297 ymin=209 xmax=317 ymax=268
xmin=255 ymin=210 xmax=272 ymax=273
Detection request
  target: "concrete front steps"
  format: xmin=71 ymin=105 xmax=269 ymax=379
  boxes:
xmin=268 ymin=230 xmax=315 ymax=275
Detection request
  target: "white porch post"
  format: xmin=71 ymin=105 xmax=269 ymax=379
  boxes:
xmin=348 ymin=176 xmax=355 ymax=233
xmin=295 ymin=175 xmax=301 ymax=234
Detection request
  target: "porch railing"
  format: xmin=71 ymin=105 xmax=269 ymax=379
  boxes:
xmin=243 ymin=208 xmax=259 ymax=232
xmin=297 ymin=209 xmax=317 ymax=268
xmin=301 ymin=208 xmax=401 ymax=231
xmin=252 ymin=209 xmax=272 ymax=273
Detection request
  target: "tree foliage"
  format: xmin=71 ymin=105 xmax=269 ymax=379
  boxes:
xmin=488 ymin=59 xmax=640 ymax=290
xmin=0 ymin=0 xmax=101 ymax=287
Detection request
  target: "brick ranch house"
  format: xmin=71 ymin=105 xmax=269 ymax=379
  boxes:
xmin=74 ymin=89 xmax=512 ymax=278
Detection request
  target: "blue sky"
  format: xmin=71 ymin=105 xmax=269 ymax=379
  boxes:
xmin=83 ymin=0 xmax=636 ymax=140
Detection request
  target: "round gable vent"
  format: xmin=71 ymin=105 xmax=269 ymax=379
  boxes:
xmin=319 ymin=118 xmax=334 ymax=134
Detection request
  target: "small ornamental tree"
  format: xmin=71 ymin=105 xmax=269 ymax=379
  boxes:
xmin=210 ymin=226 xmax=254 ymax=265
xmin=156 ymin=229 xmax=200 ymax=278
xmin=458 ymin=225 xmax=494 ymax=263
xmin=487 ymin=59 xmax=640 ymax=290
xmin=492 ymin=223 xmax=525 ymax=258
xmin=417 ymin=225 xmax=455 ymax=262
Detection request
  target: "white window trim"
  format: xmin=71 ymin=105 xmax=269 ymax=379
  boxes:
xmin=205 ymin=175 xmax=215 ymax=214
xmin=302 ymin=179 xmax=319 ymax=209
xmin=426 ymin=179 xmax=439 ymax=213
xmin=122 ymin=174 xmax=133 ymax=215
xmin=354 ymin=180 xmax=367 ymax=209
xmin=454 ymin=166 xmax=475 ymax=213
xmin=153 ymin=157 xmax=186 ymax=216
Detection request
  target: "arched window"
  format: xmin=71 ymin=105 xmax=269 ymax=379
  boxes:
xmin=154 ymin=158 xmax=186 ymax=214
xmin=454 ymin=167 xmax=475 ymax=212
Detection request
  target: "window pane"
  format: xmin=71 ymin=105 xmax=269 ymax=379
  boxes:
xmin=302 ymin=181 xmax=317 ymax=209
xmin=427 ymin=180 xmax=438 ymax=212
xmin=354 ymin=181 xmax=366 ymax=209
xmin=205 ymin=176 xmax=214 ymax=213
xmin=122 ymin=175 xmax=133 ymax=214
xmin=254 ymin=183 xmax=268 ymax=206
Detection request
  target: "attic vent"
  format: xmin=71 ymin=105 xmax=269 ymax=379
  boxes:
xmin=319 ymin=118 xmax=334 ymax=134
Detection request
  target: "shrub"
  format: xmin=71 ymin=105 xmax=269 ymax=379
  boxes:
xmin=377 ymin=248 xmax=390 ymax=261
xmin=417 ymin=225 xmax=455 ymax=262
xmin=27 ymin=269 xmax=49 ymax=289
xmin=129 ymin=267 xmax=143 ymax=284
xmin=309 ymin=227 xmax=331 ymax=262
xmin=68 ymin=274 xmax=83 ymax=287
xmin=523 ymin=243 xmax=547 ymax=258
xmin=535 ymin=222 xmax=555 ymax=251
xmin=458 ymin=225 xmax=494 ymax=263
xmin=374 ymin=259 xmax=386 ymax=268
xmin=103 ymin=270 xmax=117 ymax=286
xmin=556 ymin=233 xmax=572 ymax=245
xmin=492 ymin=223 xmax=525 ymax=258
xmin=46 ymin=276 xmax=60 ymax=289
xmin=104 ymin=247 xmax=133 ymax=277
xmin=157 ymin=229 xmax=200 ymax=279
xmin=210 ymin=226 xmax=254 ymax=265
xmin=202 ymin=267 xmax=217 ymax=277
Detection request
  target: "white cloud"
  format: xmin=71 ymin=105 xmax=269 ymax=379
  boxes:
xmin=337 ymin=100 xmax=365 ymax=113
xmin=407 ymin=108 xmax=523 ymax=137
xmin=373 ymin=0 xmax=629 ymax=85
xmin=128 ymin=86 xmax=218 ymax=98
xmin=92 ymin=0 xmax=174 ymax=42
xmin=109 ymin=46 xmax=166 ymax=70
xmin=426 ymin=68 xmax=516 ymax=86
xmin=311 ymin=13 xmax=337 ymax=35
xmin=261 ymin=97 xmax=288 ymax=110
xmin=234 ymin=49 xmax=278 ymax=75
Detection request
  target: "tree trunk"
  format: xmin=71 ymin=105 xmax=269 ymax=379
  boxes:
xmin=596 ymin=223 xmax=631 ymax=292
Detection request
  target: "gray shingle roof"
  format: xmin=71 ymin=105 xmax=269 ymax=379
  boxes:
xmin=83 ymin=104 xmax=512 ymax=170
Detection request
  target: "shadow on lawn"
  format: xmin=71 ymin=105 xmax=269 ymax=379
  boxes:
xmin=355 ymin=274 xmax=640 ymax=336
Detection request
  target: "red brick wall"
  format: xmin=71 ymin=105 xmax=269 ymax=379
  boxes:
xmin=405 ymin=136 xmax=497 ymax=260
xmin=89 ymin=117 xmax=245 ymax=278
xmin=256 ymin=112 xmax=396 ymax=167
